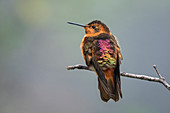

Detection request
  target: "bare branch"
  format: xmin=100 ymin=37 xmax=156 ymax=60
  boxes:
xmin=67 ymin=64 xmax=170 ymax=91
xmin=67 ymin=64 xmax=90 ymax=71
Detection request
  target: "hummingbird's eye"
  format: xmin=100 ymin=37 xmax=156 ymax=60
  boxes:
xmin=92 ymin=26 xmax=96 ymax=29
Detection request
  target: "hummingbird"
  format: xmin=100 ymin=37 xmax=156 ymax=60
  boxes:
xmin=68 ymin=20 xmax=123 ymax=102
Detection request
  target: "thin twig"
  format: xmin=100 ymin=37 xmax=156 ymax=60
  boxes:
xmin=153 ymin=65 xmax=165 ymax=80
xmin=67 ymin=64 xmax=170 ymax=91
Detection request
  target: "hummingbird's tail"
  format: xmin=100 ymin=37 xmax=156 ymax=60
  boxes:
xmin=98 ymin=54 xmax=122 ymax=102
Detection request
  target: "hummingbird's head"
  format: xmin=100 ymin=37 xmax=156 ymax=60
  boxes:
xmin=85 ymin=20 xmax=110 ymax=35
xmin=68 ymin=20 xmax=111 ymax=36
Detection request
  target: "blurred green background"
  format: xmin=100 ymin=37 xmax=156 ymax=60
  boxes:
xmin=0 ymin=0 xmax=170 ymax=113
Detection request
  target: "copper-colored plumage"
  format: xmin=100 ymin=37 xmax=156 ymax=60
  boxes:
xmin=68 ymin=20 xmax=123 ymax=102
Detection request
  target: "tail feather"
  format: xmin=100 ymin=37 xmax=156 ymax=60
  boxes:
xmin=98 ymin=78 xmax=110 ymax=102
xmin=98 ymin=75 xmax=119 ymax=102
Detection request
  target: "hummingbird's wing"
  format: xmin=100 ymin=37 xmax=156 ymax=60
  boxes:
xmin=81 ymin=37 xmax=114 ymax=98
xmin=91 ymin=34 xmax=122 ymax=102
xmin=91 ymin=55 xmax=114 ymax=98
xmin=111 ymin=35 xmax=123 ymax=60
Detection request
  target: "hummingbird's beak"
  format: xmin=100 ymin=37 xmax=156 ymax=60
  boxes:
xmin=67 ymin=22 xmax=86 ymax=27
